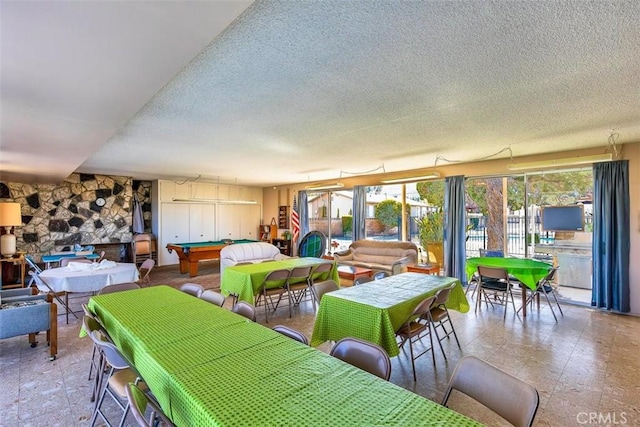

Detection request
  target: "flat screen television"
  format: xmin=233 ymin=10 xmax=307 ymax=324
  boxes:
xmin=541 ymin=205 xmax=584 ymax=232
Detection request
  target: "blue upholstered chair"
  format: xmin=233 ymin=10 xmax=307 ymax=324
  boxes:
xmin=0 ymin=288 xmax=57 ymax=360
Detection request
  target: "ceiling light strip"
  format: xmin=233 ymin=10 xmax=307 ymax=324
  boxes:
xmin=506 ymin=154 xmax=613 ymax=171
xmin=305 ymin=183 xmax=345 ymax=191
xmin=172 ymin=198 xmax=257 ymax=205
xmin=381 ymin=172 xmax=441 ymax=184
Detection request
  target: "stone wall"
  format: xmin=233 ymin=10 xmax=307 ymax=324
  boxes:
xmin=3 ymin=173 xmax=149 ymax=261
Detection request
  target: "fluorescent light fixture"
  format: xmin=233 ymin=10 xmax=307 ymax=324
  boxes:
xmin=507 ymin=154 xmax=613 ymax=171
xmin=305 ymin=182 xmax=345 ymax=191
xmin=381 ymin=172 xmax=441 ymax=184
xmin=172 ymin=198 xmax=257 ymax=205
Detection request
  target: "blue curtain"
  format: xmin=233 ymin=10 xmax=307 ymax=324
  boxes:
xmin=592 ymin=160 xmax=630 ymax=312
xmin=444 ymin=176 xmax=467 ymax=283
xmin=353 ymin=186 xmax=366 ymax=241
xmin=298 ymin=190 xmax=309 ymax=238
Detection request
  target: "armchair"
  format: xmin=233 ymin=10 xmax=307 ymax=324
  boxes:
xmin=0 ymin=288 xmax=57 ymax=360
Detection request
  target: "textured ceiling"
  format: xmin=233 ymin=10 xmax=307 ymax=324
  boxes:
xmin=2 ymin=1 xmax=639 ymax=186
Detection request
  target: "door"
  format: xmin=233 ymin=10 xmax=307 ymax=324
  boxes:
xmin=159 ymin=203 xmax=190 ymax=266
xmin=189 ymin=204 xmax=216 ymax=242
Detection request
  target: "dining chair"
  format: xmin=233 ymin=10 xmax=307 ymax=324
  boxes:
xmin=136 ymin=259 xmax=155 ymax=287
xmin=231 ymin=301 xmax=257 ymax=322
xmin=330 ymin=337 xmax=391 ymax=381
xmin=272 ymin=325 xmax=309 ymax=345
xmin=98 ymin=282 xmax=140 ymax=295
xmin=372 ymin=271 xmax=390 ymax=280
xmin=307 ymin=263 xmax=334 ymax=310
xmin=25 ymin=255 xmax=43 ymax=286
xmin=200 ymin=289 xmax=226 ymax=307
xmin=353 ymin=276 xmax=373 ymax=286
xmin=89 ymin=328 xmax=147 ymax=427
xmin=83 ymin=315 xmax=107 ymax=399
xmin=311 ymin=279 xmax=339 ymax=307
xmin=97 ymin=251 xmax=107 ymax=262
xmin=179 ymin=283 xmax=204 ymax=298
xmin=60 ymin=257 xmax=93 ymax=267
xmin=29 ymin=271 xmax=78 ymax=323
xmin=81 ymin=312 xmax=105 ymax=403
xmin=125 ymin=382 xmax=175 ymax=427
xmin=517 ymin=267 xmax=563 ymax=321
xmin=479 ymin=248 xmax=504 ymax=257
xmin=442 ymin=355 xmax=540 ymax=427
xmin=254 ymin=268 xmax=291 ymax=323
xmin=287 ymin=265 xmax=313 ymax=307
xmin=132 ymin=233 xmax=153 ymax=266
xmin=310 ymin=262 xmax=333 ymax=283
xmin=428 ymin=284 xmax=461 ymax=358
xmin=476 ymin=265 xmax=517 ymax=319
xmin=396 ymin=295 xmax=439 ymax=381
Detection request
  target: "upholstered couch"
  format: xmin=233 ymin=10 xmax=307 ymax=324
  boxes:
xmin=333 ymin=240 xmax=418 ymax=275
xmin=0 ymin=288 xmax=57 ymax=360
xmin=220 ymin=242 xmax=291 ymax=277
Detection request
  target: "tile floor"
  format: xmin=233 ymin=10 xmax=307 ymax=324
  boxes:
xmin=1 ymin=264 xmax=640 ymax=426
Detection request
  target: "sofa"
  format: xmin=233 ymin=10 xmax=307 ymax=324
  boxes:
xmin=220 ymin=242 xmax=291 ymax=277
xmin=333 ymin=240 xmax=418 ymax=275
xmin=0 ymin=288 xmax=57 ymax=360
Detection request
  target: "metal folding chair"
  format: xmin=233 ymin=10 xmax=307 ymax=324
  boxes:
xmin=29 ymin=271 xmax=78 ymax=323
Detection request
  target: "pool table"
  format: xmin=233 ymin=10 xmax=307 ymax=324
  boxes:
xmin=166 ymin=239 xmax=258 ymax=277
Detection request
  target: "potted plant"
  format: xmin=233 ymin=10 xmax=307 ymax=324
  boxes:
xmin=415 ymin=210 xmax=444 ymax=264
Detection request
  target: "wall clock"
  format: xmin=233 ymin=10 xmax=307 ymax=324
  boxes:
xmin=96 ymin=197 xmax=106 ymax=207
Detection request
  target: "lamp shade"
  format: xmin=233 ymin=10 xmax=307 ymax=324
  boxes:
xmin=0 ymin=202 xmax=21 ymax=227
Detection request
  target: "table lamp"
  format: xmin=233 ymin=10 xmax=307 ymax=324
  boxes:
xmin=0 ymin=202 xmax=22 ymax=258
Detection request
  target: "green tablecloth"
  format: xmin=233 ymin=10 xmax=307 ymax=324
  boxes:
xmin=310 ymin=273 xmax=469 ymax=357
xmin=88 ymin=286 xmax=481 ymax=427
xmin=465 ymin=257 xmax=552 ymax=290
xmin=220 ymin=257 xmax=339 ymax=303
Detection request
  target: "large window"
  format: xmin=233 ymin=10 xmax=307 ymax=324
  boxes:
xmin=464 ymin=170 xmax=593 ymax=304
xmin=307 ymin=190 xmax=353 ymax=253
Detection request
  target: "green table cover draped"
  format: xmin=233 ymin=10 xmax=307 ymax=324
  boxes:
xmin=465 ymin=257 xmax=552 ymax=290
xmin=310 ymin=273 xmax=470 ymax=356
xmin=220 ymin=257 xmax=339 ymax=303
xmin=88 ymin=286 xmax=481 ymax=426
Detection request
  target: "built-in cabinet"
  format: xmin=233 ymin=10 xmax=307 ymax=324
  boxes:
xmin=217 ymin=204 xmax=261 ymax=241
xmin=153 ymin=180 xmax=264 ymax=266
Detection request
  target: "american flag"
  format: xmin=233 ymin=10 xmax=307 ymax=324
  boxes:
xmin=291 ymin=195 xmax=300 ymax=245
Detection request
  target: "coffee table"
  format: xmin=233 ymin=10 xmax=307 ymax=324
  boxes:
xmin=337 ymin=265 xmax=373 ymax=284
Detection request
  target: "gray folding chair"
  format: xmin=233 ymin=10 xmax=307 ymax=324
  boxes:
xmin=442 ymin=355 xmax=539 ymax=427
xmin=98 ymin=282 xmax=140 ymax=295
xmin=272 ymin=325 xmax=309 ymax=345
xmin=517 ymin=267 xmax=563 ymax=321
xmin=231 ymin=301 xmax=257 ymax=322
xmin=200 ymin=289 xmax=226 ymax=307
xmin=125 ymin=382 xmax=175 ymax=427
xmin=179 ymin=283 xmax=204 ymax=297
xmin=29 ymin=271 xmax=78 ymax=323
xmin=396 ymin=295 xmax=439 ymax=381
xmin=330 ymin=337 xmax=391 ymax=381
xmin=254 ymin=268 xmax=290 ymax=323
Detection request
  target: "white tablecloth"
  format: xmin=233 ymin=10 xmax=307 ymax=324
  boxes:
xmin=38 ymin=263 xmax=139 ymax=293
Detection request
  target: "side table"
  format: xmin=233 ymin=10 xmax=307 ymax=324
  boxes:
xmin=0 ymin=254 xmax=26 ymax=289
xmin=407 ymin=263 xmax=440 ymax=275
